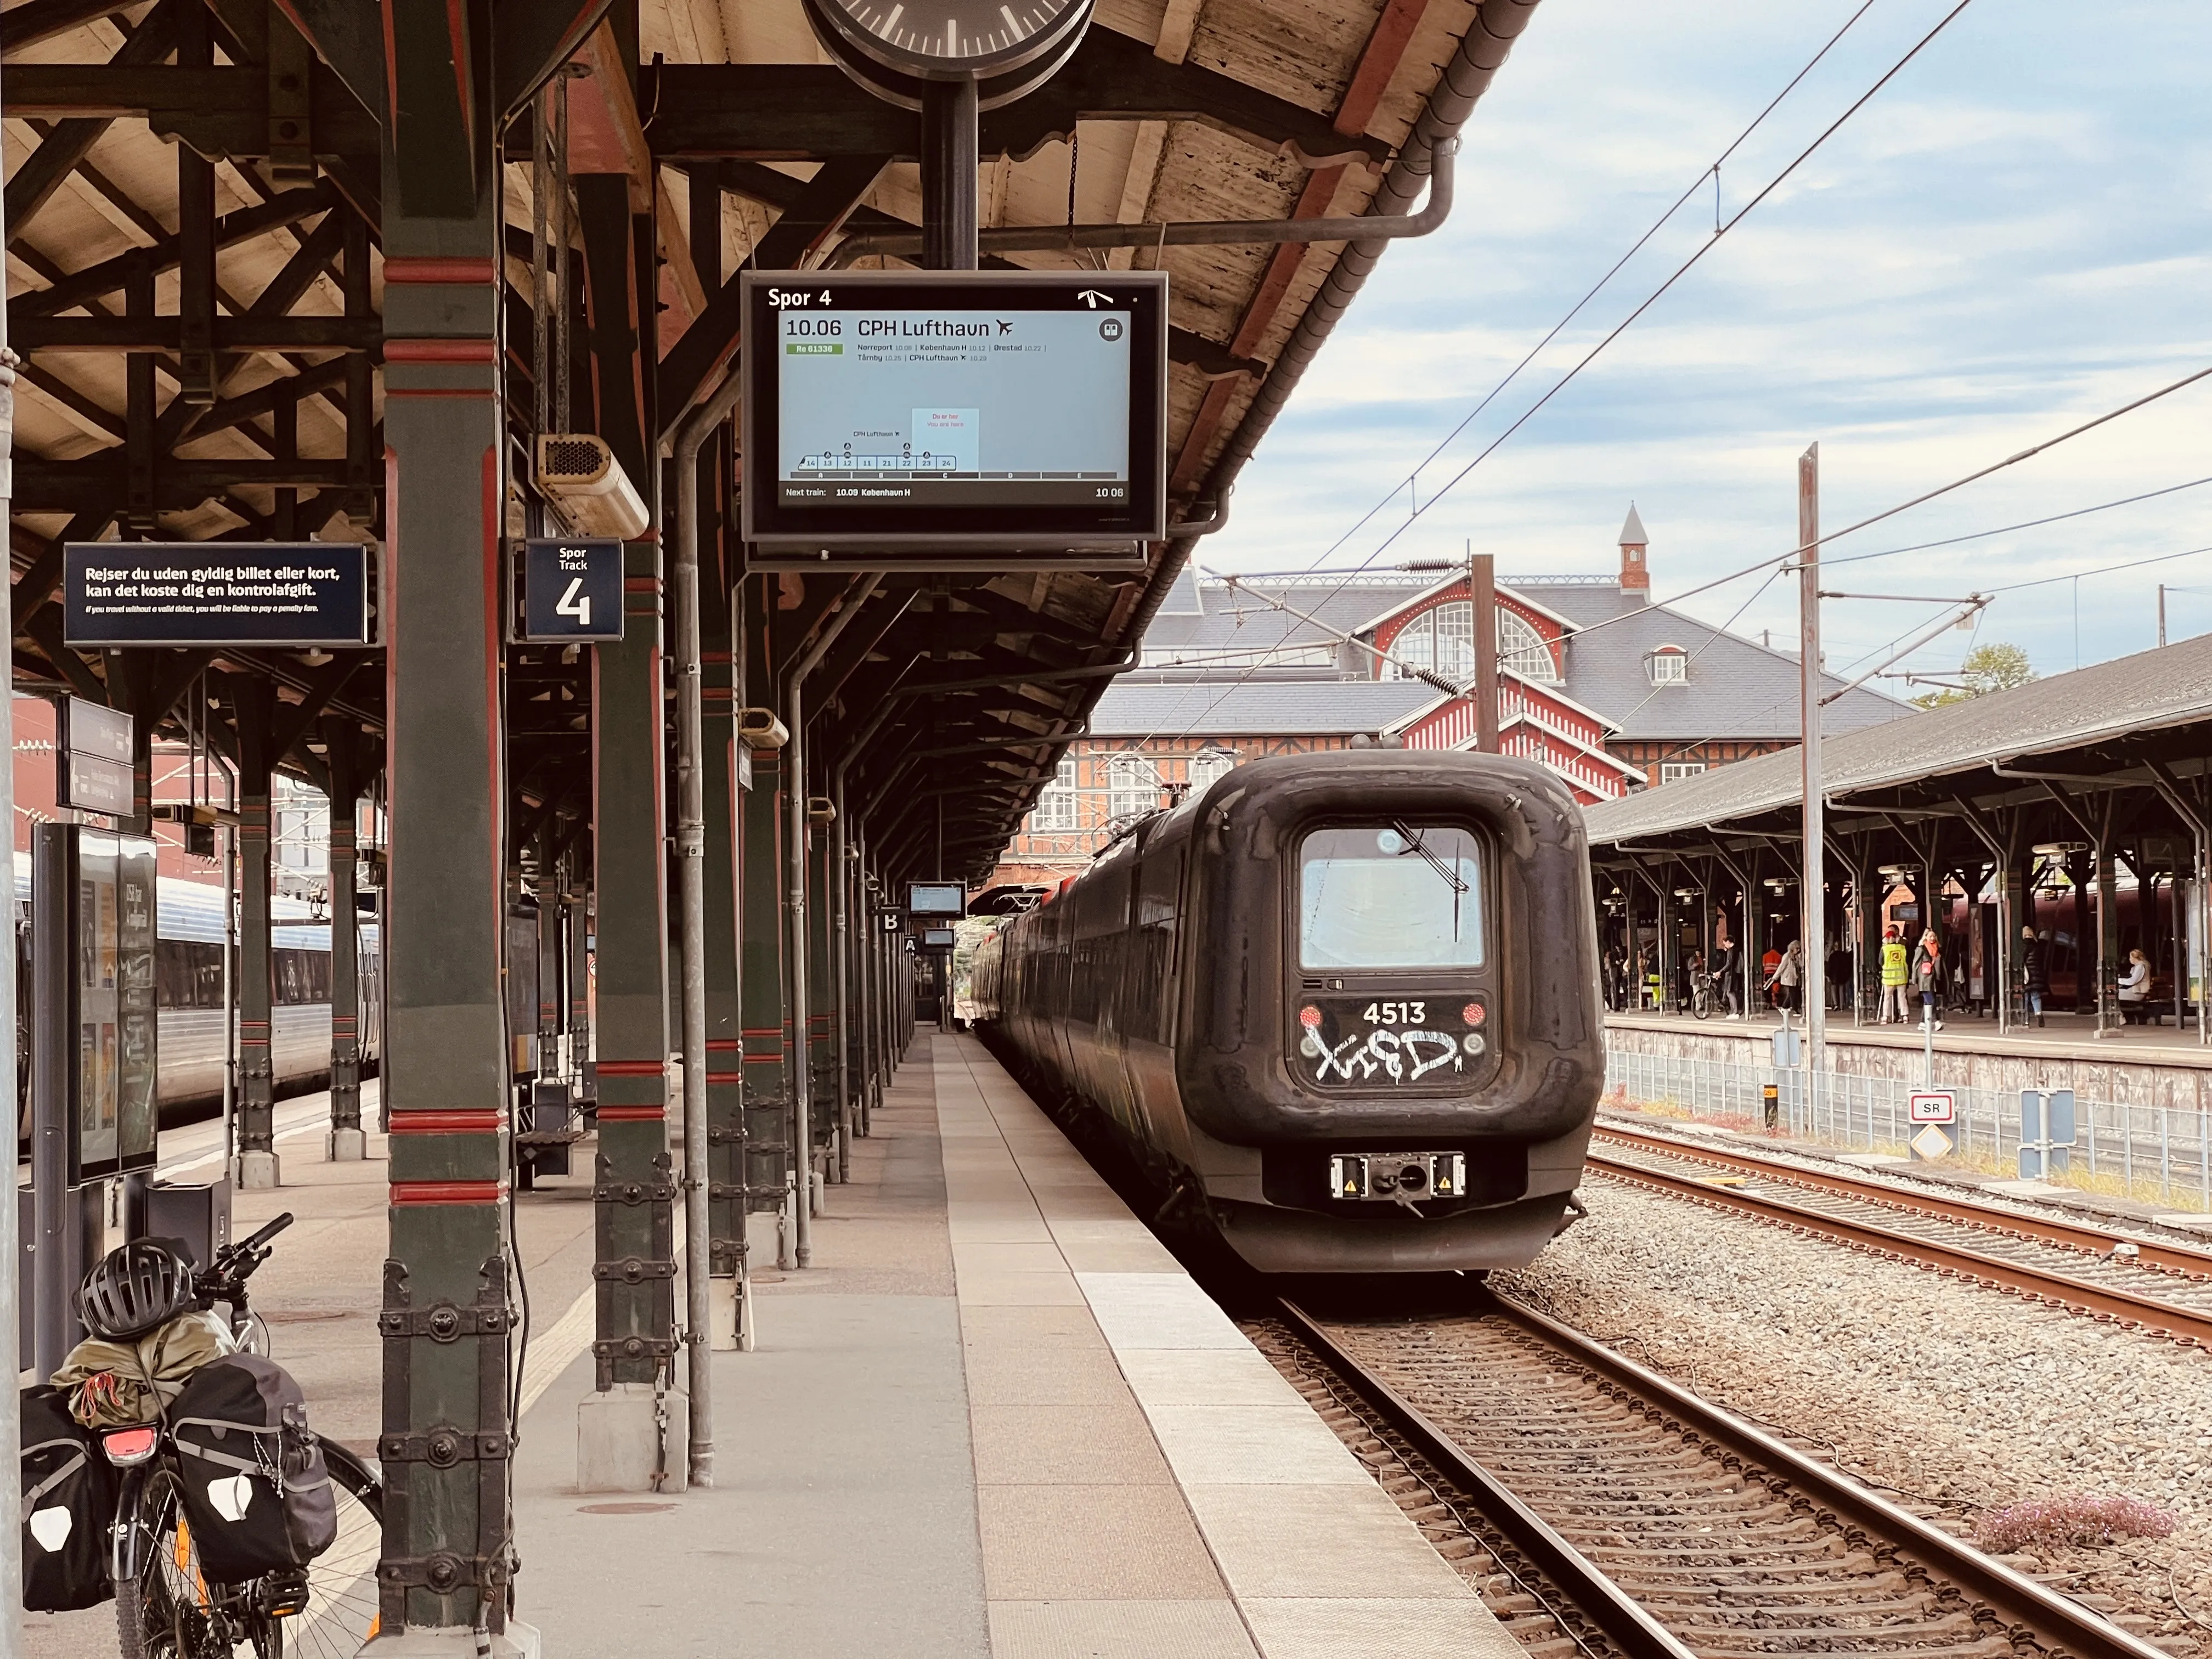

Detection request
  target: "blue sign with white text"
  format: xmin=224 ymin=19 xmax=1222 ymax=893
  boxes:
xmin=522 ymin=539 xmax=624 ymax=642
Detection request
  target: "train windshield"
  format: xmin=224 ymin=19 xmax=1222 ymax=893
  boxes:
xmin=1297 ymin=825 xmax=1484 ymax=970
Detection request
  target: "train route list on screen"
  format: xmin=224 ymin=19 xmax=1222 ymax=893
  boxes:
xmin=741 ymin=270 xmax=1168 ymax=551
xmin=777 ymin=305 xmax=1130 ymax=509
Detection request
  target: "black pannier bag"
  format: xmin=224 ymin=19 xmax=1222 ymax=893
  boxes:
xmin=168 ymin=1356 xmax=336 ymax=1583
xmin=20 ymin=1384 xmax=117 ymax=1611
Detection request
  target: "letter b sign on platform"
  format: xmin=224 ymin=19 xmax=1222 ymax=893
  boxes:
xmin=522 ymin=539 xmax=624 ymax=642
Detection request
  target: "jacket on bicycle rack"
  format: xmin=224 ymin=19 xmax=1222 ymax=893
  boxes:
xmin=50 ymin=1309 xmax=237 ymax=1427
xmin=168 ymin=1355 xmax=338 ymax=1582
xmin=18 ymin=1384 xmax=119 ymax=1611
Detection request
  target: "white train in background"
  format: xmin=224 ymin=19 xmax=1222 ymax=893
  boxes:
xmin=15 ymin=873 xmax=382 ymax=1116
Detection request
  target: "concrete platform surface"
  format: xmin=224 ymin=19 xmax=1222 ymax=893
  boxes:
xmin=25 ymin=1042 xmax=1516 ymax=1658
xmin=512 ymin=1033 xmax=1517 ymax=1657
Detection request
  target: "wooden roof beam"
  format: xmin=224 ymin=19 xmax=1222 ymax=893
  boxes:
xmin=640 ymin=31 xmax=1388 ymax=167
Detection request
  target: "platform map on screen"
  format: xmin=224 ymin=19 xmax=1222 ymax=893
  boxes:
xmin=775 ymin=306 xmax=1133 ymax=511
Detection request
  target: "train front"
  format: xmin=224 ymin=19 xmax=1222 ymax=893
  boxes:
xmin=1179 ymin=750 xmax=1602 ymax=1273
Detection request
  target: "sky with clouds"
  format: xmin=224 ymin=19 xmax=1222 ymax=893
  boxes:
xmin=1201 ymin=0 xmax=2212 ymax=699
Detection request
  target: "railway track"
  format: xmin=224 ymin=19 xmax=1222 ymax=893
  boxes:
xmin=1271 ymin=1291 xmax=2172 ymax=1659
xmin=1587 ymin=1124 xmax=2212 ymax=1348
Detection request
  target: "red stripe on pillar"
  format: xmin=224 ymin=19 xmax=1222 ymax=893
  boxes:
xmin=595 ymin=1059 xmax=667 ymax=1076
xmin=596 ymin=1105 xmax=666 ymax=1121
xmin=388 ymin=1110 xmax=506 ymax=1133
xmin=390 ymin=1180 xmax=505 ymax=1205
xmin=386 ymin=339 xmax=498 ymax=363
xmin=383 ymin=257 xmax=498 ymax=285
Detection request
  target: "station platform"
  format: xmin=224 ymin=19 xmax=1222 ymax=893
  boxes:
xmin=26 ymin=1039 xmax=1513 ymax=1659
xmin=1607 ymin=1007 xmax=2212 ymax=1112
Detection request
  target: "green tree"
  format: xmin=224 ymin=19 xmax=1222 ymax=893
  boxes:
xmin=1914 ymin=642 xmax=2035 ymax=708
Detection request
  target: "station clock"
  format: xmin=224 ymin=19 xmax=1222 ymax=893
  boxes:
xmin=800 ymin=0 xmax=1095 ymax=109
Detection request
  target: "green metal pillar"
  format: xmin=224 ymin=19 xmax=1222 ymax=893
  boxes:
xmin=701 ymin=480 xmax=747 ymax=1345
xmin=375 ymin=35 xmax=518 ymax=1633
xmin=326 ymin=729 xmax=366 ymax=1159
xmin=588 ymin=537 xmax=674 ymax=1391
xmin=740 ymin=579 xmax=794 ymax=1265
xmin=233 ymin=679 xmax=277 ymax=1188
xmin=573 ymin=153 xmax=678 ymax=1466
xmin=808 ymin=804 xmax=836 ymax=1170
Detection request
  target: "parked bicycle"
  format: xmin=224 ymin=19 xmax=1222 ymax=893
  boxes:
xmin=91 ymin=1215 xmax=384 ymax=1658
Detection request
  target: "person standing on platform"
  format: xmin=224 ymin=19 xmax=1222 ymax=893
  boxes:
xmin=1916 ymin=927 xmax=1945 ymax=1031
xmin=1773 ymin=939 xmax=1803 ymax=1014
xmin=1718 ymin=936 xmax=1742 ymax=1017
xmin=1878 ymin=926 xmax=1910 ymax=1024
xmin=2118 ymin=947 xmax=2151 ymax=1024
xmin=2021 ymin=926 xmax=2049 ymax=1026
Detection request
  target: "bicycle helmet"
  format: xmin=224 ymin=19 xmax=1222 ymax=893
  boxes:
xmin=76 ymin=1239 xmax=196 ymax=1341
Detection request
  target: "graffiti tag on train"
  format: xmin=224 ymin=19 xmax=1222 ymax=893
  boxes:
xmin=1310 ymin=1028 xmax=1463 ymax=1083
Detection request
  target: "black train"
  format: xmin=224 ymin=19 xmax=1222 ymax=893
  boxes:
xmin=968 ymin=749 xmax=1602 ymax=1273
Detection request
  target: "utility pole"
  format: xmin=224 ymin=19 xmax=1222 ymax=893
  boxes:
xmin=1799 ymin=443 xmax=1826 ymax=1132
xmin=1470 ymin=545 xmax=1499 ymax=753
xmin=2159 ymin=583 xmax=2168 ymax=649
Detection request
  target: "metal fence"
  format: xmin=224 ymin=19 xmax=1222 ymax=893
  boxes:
xmin=1603 ymin=1046 xmax=2212 ymax=1212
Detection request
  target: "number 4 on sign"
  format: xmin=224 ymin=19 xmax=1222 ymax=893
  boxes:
xmin=556 ymin=577 xmax=591 ymax=629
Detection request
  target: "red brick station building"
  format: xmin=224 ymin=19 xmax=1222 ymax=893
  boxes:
xmin=988 ymin=510 xmax=1906 ymax=889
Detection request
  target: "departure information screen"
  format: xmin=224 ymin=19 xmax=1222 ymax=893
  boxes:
xmin=742 ymin=270 xmax=1166 ymax=551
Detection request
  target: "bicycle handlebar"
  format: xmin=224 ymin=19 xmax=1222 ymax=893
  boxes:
xmin=238 ymin=1212 xmax=295 ymax=1253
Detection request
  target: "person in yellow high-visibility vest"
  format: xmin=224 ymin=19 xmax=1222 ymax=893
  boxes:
xmin=1878 ymin=924 xmax=1910 ymax=1024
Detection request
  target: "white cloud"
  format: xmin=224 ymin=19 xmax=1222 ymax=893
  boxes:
xmin=1203 ymin=0 xmax=2212 ymax=683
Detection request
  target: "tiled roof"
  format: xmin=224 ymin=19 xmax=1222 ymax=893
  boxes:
xmin=1138 ymin=574 xmax=1913 ymax=742
xmin=1512 ymin=581 xmax=1912 ymax=743
xmin=1581 ymin=631 xmax=2212 ymax=847
xmin=1085 ymin=676 xmax=1440 ymax=737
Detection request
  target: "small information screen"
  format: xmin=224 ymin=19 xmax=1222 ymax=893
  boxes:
xmin=64 ymin=543 xmax=371 ymax=648
xmin=743 ymin=270 xmax=1166 ymax=552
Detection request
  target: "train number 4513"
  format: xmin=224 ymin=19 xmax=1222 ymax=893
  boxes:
xmin=1362 ymin=1001 xmax=1425 ymax=1026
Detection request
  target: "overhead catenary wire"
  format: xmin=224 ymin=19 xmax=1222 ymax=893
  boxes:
xmin=1310 ymin=0 xmax=1985 ymax=575
xmin=1817 ymin=474 xmax=2212 ymax=571
xmin=1298 ymin=0 xmax=1887 ymax=573
xmin=1114 ymin=0 xmax=1988 ymax=786
xmin=1126 ymin=0 xmax=1972 ymax=762
xmin=1551 ymin=359 xmax=2212 ymax=646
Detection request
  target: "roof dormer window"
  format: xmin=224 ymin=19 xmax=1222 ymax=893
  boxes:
xmin=1647 ymin=645 xmax=1688 ymax=685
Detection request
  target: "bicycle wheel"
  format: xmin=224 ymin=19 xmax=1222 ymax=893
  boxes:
xmin=275 ymin=1442 xmax=385 ymax=1658
xmin=115 ymin=1464 xmax=242 ymax=1658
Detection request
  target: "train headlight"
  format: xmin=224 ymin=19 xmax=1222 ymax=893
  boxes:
xmin=1461 ymin=1001 xmax=1485 ymax=1026
xmin=1298 ymin=1005 xmax=1322 ymax=1029
xmin=1462 ymin=1033 xmax=1486 ymax=1056
xmin=1299 ymin=1034 xmax=1323 ymax=1058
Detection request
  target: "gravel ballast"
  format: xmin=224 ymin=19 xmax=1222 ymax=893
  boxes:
xmin=1497 ymin=1172 xmax=2212 ymax=1654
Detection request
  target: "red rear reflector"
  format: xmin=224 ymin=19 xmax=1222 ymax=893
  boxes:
xmin=1462 ymin=1002 xmax=1485 ymax=1026
xmin=1298 ymin=1005 xmax=1322 ymax=1029
xmin=101 ymin=1426 xmax=159 ymax=1465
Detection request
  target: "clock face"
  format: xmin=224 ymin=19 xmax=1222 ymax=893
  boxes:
xmin=814 ymin=0 xmax=1091 ymax=81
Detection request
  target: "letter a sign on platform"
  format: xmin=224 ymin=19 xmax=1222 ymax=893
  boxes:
xmin=522 ymin=539 xmax=623 ymax=642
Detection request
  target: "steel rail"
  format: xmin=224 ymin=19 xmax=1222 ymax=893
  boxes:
xmin=1586 ymin=1142 xmax=2212 ymax=1348
xmin=1595 ymin=1122 xmax=2212 ymax=1277
xmin=1474 ymin=1288 xmax=2174 ymax=1659
xmin=1278 ymin=1300 xmax=1696 ymax=1659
